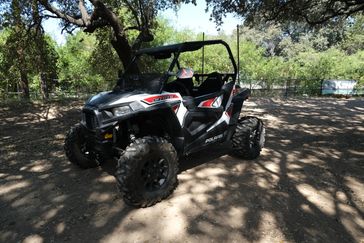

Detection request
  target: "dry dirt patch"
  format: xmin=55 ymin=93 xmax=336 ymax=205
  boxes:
xmin=0 ymin=98 xmax=363 ymax=242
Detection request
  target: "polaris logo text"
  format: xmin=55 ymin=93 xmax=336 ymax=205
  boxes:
xmin=205 ymin=134 xmax=223 ymax=144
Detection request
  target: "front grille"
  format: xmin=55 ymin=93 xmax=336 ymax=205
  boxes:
xmin=84 ymin=112 xmax=97 ymax=129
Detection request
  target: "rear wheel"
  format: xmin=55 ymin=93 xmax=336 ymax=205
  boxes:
xmin=231 ymin=116 xmax=265 ymax=159
xmin=64 ymin=123 xmax=99 ymax=169
xmin=115 ymin=136 xmax=178 ymax=208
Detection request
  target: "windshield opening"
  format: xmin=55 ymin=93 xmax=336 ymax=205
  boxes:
xmin=115 ymin=53 xmax=175 ymax=93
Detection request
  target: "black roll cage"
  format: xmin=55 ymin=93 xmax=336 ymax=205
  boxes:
xmin=120 ymin=40 xmax=237 ymax=93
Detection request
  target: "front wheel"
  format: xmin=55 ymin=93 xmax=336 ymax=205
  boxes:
xmin=64 ymin=123 xmax=99 ymax=169
xmin=115 ymin=136 xmax=178 ymax=208
xmin=231 ymin=116 xmax=265 ymax=159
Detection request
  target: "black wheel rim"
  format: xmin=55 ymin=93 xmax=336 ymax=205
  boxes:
xmin=249 ymin=130 xmax=258 ymax=147
xmin=250 ymin=127 xmax=263 ymax=148
xmin=80 ymin=142 xmax=89 ymax=155
xmin=141 ymin=158 xmax=169 ymax=192
xmin=78 ymin=137 xmax=94 ymax=159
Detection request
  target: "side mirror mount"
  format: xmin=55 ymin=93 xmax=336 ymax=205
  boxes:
xmin=177 ymin=68 xmax=194 ymax=79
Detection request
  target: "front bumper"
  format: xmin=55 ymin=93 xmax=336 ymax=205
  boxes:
xmin=81 ymin=108 xmax=114 ymax=155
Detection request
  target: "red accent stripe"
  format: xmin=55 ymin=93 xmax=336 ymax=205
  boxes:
xmin=172 ymin=104 xmax=180 ymax=113
xmin=200 ymin=98 xmax=216 ymax=107
xmin=226 ymin=105 xmax=233 ymax=117
xmin=143 ymin=94 xmax=179 ymax=104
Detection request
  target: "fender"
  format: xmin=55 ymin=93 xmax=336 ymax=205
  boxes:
xmin=125 ymin=105 xmax=185 ymax=153
xmin=101 ymin=103 xmax=184 ymax=152
xmin=230 ymin=88 xmax=251 ymax=125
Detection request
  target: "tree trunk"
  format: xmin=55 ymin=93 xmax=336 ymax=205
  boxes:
xmin=19 ymin=69 xmax=30 ymax=99
xmin=111 ymin=34 xmax=139 ymax=74
xmin=16 ymin=47 xmax=30 ymax=99
xmin=13 ymin=0 xmax=30 ymax=99
xmin=88 ymin=0 xmax=139 ymax=74
xmin=40 ymin=72 xmax=49 ymax=100
xmin=32 ymin=0 xmax=50 ymax=100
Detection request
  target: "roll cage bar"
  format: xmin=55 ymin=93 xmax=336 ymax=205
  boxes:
xmin=136 ymin=40 xmax=237 ymax=77
xmin=116 ymin=40 xmax=237 ymax=93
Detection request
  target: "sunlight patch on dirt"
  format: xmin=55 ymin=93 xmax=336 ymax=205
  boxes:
xmin=259 ymin=211 xmax=287 ymax=242
xmin=21 ymin=162 xmax=51 ymax=173
xmin=97 ymin=175 xmax=116 ymax=183
xmin=345 ymin=176 xmax=364 ymax=205
xmin=55 ymin=222 xmax=66 ymax=234
xmin=159 ymin=206 xmax=188 ymax=241
xmin=0 ymin=181 xmax=30 ymax=196
xmin=43 ymin=208 xmax=59 ymax=221
xmin=93 ymin=204 xmax=124 ymax=228
xmin=227 ymin=206 xmax=246 ymax=228
xmin=296 ymin=183 xmax=336 ymax=216
xmin=22 ymin=234 xmax=43 ymax=243
xmin=51 ymin=195 xmax=68 ymax=203
xmin=88 ymin=192 xmax=113 ymax=202
xmin=338 ymin=202 xmax=364 ymax=241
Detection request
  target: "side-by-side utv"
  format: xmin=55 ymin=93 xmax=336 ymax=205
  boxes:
xmin=64 ymin=40 xmax=265 ymax=207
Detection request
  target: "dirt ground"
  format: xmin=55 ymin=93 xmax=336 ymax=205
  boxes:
xmin=1 ymin=97 xmax=363 ymax=243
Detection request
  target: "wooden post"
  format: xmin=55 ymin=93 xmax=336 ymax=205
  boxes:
xmin=237 ymin=25 xmax=240 ymax=85
xmin=201 ymin=32 xmax=205 ymax=75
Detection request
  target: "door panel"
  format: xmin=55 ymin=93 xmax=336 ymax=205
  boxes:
xmin=182 ymin=89 xmax=228 ymax=154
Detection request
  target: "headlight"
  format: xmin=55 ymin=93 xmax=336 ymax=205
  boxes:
xmin=129 ymin=101 xmax=144 ymax=111
xmin=113 ymin=106 xmax=132 ymax=116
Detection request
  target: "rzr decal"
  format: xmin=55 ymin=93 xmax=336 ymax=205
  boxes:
xmin=142 ymin=94 xmax=180 ymax=105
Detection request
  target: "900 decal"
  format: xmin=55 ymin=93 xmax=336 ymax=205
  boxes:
xmin=142 ymin=94 xmax=180 ymax=105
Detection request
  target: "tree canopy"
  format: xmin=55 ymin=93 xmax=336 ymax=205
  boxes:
xmin=0 ymin=0 xmax=363 ymax=99
xmin=36 ymin=0 xmax=194 ymax=69
xmin=205 ymin=0 xmax=364 ymax=25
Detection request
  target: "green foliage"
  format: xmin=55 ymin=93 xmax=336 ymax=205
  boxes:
xmin=56 ymin=31 xmax=106 ymax=92
xmin=0 ymin=30 xmax=10 ymax=94
xmin=90 ymin=29 xmax=123 ymax=85
xmin=0 ymin=28 xmax=58 ymax=94
xmin=341 ymin=15 xmax=364 ymax=54
xmin=230 ymin=16 xmax=364 ymax=92
xmin=0 ymin=11 xmax=363 ymax=97
xmin=204 ymin=0 xmax=364 ymax=26
xmin=0 ymin=0 xmax=60 ymax=99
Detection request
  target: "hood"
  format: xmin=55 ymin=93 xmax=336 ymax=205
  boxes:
xmin=85 ymin=90 xmax=145 ymax=109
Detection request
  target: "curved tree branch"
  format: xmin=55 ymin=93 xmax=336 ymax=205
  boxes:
xmin=38 ymin=0 xmax=84 ymax=27
xmin=79 ymin=0 xmax=91 ymax=26
xmin=123 ymin=0 xmax=142 ymax=28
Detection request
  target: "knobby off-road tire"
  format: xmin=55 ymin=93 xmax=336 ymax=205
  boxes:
xmin=64 ymin=123 xmax=99 ymax=169
xmin=115 ymin=136 xmax=179 ymax=208
xmin=231 ymin=116 xmax=265 ymax=159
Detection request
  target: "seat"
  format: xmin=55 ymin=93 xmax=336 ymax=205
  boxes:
xmin=176 ymin=77 xmax=194 ymax=95
xmin=164 ymin=79 xmax=192 ymax=96
xmin=182 ymin=96 xmax=196 ymax=110
xmin=195 ymin=72 xmax=223 ymax=97
xmin=165 ymin=68 xmax=195 ymax=96
xmin=179 ymin=77 xmax=194 ymax=93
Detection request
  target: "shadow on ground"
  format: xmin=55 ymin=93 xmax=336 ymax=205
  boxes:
xmin=0 ymin=98 xmax=363 ymax=242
